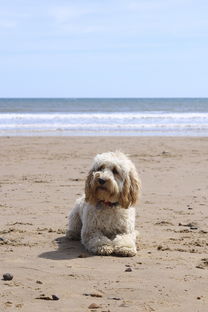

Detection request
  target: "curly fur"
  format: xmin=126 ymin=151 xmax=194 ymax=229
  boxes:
xmin=66 ymin=151 xmax=141 ymax=257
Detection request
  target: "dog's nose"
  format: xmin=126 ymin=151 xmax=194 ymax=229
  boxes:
xmin=98 ymin=178 xmax=106 ymax=185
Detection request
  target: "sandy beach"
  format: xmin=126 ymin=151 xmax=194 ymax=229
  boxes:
xmin=0 ymin=136 xmax=208 ymax=312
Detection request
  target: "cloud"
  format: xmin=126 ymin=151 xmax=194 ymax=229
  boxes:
xmin=1 ymin=0 xmax=208 ymax=55
xmin=49 ymin=5 xmax=95 ymax=24
xmin=47 ymin=0 xmax=208 ymax=39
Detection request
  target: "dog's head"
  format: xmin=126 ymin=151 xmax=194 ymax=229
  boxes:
xmin=85 ymin=152 xmax=141 ymax=208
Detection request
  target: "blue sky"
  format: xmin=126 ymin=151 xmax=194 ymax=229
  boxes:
xmin=0 ymin=0 xmax=208 ymax=97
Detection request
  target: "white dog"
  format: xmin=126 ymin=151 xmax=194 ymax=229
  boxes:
xmin=66 ymin=151 xmax=141 ymax=257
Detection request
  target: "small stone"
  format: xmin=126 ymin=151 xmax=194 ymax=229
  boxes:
xmin=200 ymin=230 xmax=208 ymax=234
xmin=36 ymin=280 xmax=43 ymax=284
xmin=36 ymin=295 xmax=51 ymax=300
xmin=90 ymin=293 xmax=103 ymax=298
xmin=36 ymin=294 xmax=53 ymax=300
xmin=190 ymin=249 xmax=196 ymax=253
xmin=88 ymin=303 xmax=101 ymax=309
xmin=125 ymin=267 xmax=132 ymax=272
xmin=197 ymin=296 xmax=201 ymax=300
xmin=36 ymin=294 xmax=59 ymax=301
xmin=0 ymin=237 xmax=7 ymax=245
xmin=179 ymin=222 xmax=198 ymax=229
xmin=3 ymin=273 xmax=13 ymax=281
xmin=84 ymin=292 xmax=103 ymax=298
xmin=157 ymin=245 xmax=170 ymax=251
xmin=196 ymin=265 xmax=204 ymax=270
xmin=52 ymin=295 xmax=59 ymax=300
xmin=162 ymin=151 xmax=169 ymax=155
xmin=202 ymin=258 xmax=208 ymax=265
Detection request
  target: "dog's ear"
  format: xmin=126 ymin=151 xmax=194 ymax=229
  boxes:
xmin=120 ymin=167 xmax=141 ymax=208
xmin=129 ymin=168 xmax=141 ymax=206
xmin=85 ymin=169 xmax=96 ymax=205
xmin=119 ymin=174 xmax=131 ymax=208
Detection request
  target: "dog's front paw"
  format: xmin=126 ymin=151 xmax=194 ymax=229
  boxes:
xmin=96 ymin=245 xmax=114 ymax=256
xmin=114 ymin=246 xmax=137 ymax=257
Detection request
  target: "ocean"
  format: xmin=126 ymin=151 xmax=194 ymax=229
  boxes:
xmin=0 ymin=98 xmax=208 ymax=136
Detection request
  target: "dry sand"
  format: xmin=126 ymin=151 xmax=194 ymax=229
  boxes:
xmin=0 ymin=136 xmax=208 ymax=312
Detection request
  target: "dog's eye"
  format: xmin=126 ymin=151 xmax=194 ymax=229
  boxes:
xmin=112 ymin=167 xmax=118 ymax=175
xmin=97 ymin=165 xmax=105 ymax=171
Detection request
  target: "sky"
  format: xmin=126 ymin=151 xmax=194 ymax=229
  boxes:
xmin=0 ymin=0 xmax=208 ymax=98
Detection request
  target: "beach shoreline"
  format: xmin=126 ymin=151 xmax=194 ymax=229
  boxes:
xmin=0 ymin=136 xmax=208 ymax=311
xmin=1 ymin=98 xmax=208 ymax=136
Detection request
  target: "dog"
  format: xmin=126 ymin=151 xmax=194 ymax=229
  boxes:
xmin=66 ymin=151 xmax=141 ymax=257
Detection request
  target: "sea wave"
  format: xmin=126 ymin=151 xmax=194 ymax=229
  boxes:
xmin=0 ymin=111 xmax=208 ymax=135
xmin=0 ymin=112 xmax=208 ymax=120
xmin=0 ymin=122 xmax=208 ymax=128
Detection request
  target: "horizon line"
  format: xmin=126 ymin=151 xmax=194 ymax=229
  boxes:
xmin=0 ymin=97 xmax=208 ymax=100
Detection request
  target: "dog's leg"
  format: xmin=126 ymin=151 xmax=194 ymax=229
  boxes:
xmin=112 ymin=231 xmax=138 ymax=257
xmin=81 ymin=227 xmax=114 ymax=255
xmin=66 ymin=201 xmax=82 ymax=240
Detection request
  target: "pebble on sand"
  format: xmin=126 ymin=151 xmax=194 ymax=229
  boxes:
xmin=84 ymin=292 xmax=103 ymax=297
xmin=88 ymin=303 xmax=101 ymax=309
xmin=36 ymin=294 xmax=59 ymax=301
xmin=52 ymin=295 xmax=59 ymax=300
xmin=125 ymin=267 xmax=132 ymax=272
xmin=3 ymin=273 xmax=13 ymax=281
